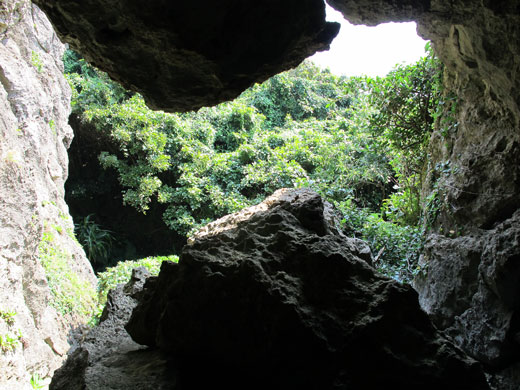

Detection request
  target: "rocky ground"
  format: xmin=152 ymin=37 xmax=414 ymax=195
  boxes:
xmin=51 ymin=189 xmax=489 ymax=389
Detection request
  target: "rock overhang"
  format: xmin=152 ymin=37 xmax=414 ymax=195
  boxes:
xmin=33 ymin=0 xmax=339 ymax=112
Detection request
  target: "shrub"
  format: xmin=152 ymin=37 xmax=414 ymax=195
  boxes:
xmin=64 ymin=48 xmax=440 ymax=284
xmin=0 ymin=309 xmax=21 ymax=354
xmin=361 ymin=214 xmax=423 ymax=283
xmin=38 ymin=228 xmax=97 ymax=319
xmin=89 ymin=255 xmax=179 ymax=325
xmin=74 ymin=214 xmax=114 ymax=267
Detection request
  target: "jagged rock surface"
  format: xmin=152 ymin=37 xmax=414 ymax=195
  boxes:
xmin=50 ymin=268 xmax=175 ymax=390
xmin=125 ymin=188 xmax=488 ymax=389
xmin=32 ymin=0 xmax=339 ymax=112
xmin=5 ymin=0 xmax=518 ymax=388
xmin=325 ymin=1 xmax=520 ymax=387
xmin=0 ymin=1 xmax=96 ymax=389
xmin=327 ymin=0 xmax=430 ymax=25
xmin=414 ymin=210 xmax=520 ymax=389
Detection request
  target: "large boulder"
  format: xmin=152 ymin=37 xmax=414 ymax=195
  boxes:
xmin=32 ymin=0 xmax=339 ymax=112
xmin=125 ymin=188 xmax=488 ymax=389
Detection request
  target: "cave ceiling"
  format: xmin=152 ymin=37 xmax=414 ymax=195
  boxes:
xmin=32 ymin=0 xmax=340 ymax=112
xmin=32 ymin=0 xmax=519 ymax=115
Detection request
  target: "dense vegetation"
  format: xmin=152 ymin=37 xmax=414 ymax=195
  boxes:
xmin=91 ymin=254 xmax=178 ymax=325
xmin=64 ymin=44 xmax=442 ymax=282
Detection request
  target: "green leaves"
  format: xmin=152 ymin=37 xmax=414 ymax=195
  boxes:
xmin=65 ymin=48 xmax=441 ymax=282
xmin=74 ymin=214 xmax=114 ymax=266
xmin=92 ymin=255 xmax=179 ymax=325
xmin=367 ymin=43 xmax=442 ymax=224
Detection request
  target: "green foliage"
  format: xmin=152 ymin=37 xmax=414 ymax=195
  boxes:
xmin=0 ymin=309 xmax=16 ymax=326
xmin=30 ymin=373 xmax=46 ymax=390
xmin=0 ymin=333 xmax=20 ymax=353
xmin=63 ymin=49 xmax=129 ymax=115
xmin=367 ymin=43 xmax=442 ymax=224
xmin=97 ymin=255 xmax=178 ymax=301
xmin=0 ymin=309 xmax=21 ymax=354
xmin=31 ymin=50 xmax=43 ymax=73
xmin=64 ymin=46 xmax=441 ymax=282
xmin=74 ymin=214 xmax=114 ymax=266
xmin=362 ymin=214 xmax=423 ymax=282
xmin=337 ymin=200 xmax=422 ymax=283
xmin=38 ymin=228 xmax=97 ymax=319
xmin=245 ymin=63 xmax=350 ymax=128
xmin=49 ymin=119 xmax=56 ymax=135
xmin=89 ymin=255 xmax=178 ymax=326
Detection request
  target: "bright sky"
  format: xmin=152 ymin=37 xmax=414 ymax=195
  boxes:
xmin=310 ymin=5 xmax=428 ymax=77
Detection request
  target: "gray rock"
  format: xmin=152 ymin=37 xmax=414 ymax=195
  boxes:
xmin=327 ymin=0 xmax=430 ymax=25
xmin=415 ymin=211 xmax=520 ymax=382
xmin=325 ymin=1 xmax=520 ymax=387
xmin=32 ymin=0 xmax=339 ymax=112
xmin=0 ymin=1 xmax=96 ymax=388
xmin=126 ymin=188 xmax=488 ymax=389
xmin=2 ymin=0 xmax=519 ymax=388
xmin=50 ymin=267 xmax=177 ymax=390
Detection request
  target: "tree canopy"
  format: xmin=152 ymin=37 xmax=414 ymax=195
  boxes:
xmin=64 ymin=44 xmax=442 ymax=282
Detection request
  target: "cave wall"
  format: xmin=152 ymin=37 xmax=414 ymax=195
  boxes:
xmin=11 ymin=0 xmax=520 ymax=388
xmin=0 ymin=1 xmax=96 ymax=388
xmin=330 ymin=0 xmax=520 ymax=386
xmin=31 ymin=0 xmax=340 ymax=112
xmin=416 ymin=4 xmax=520 ymax=386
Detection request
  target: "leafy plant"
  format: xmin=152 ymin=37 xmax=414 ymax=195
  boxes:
xmin=49 ymin=119 xmax=56 ymax=136
xmin=64 ymin=46 xmax=441 ymax=283
xmin=31 ymin=50 xmax=43 ymax=73
xmin=0 ymin=309 xmax=16 ymax=326
xmin=367 ymin=43 xmax=442 ymax=225
xmin=0 ymin=309 xmax=22 ymax=354
xmin=38 ymin=229 xmax=97 ymax=319
xmin=30 ymin=373 xmax=46 ymax=390
xmin=0 ymin=333 xmax=20 ymax=353
xmin=74 ymin=214 xmax=114 ymax=266
xmin=338 ymin=201 xmax=423 ymax=283
xmin=361 ymin=214 xmax=423 ymax=283
xmin=89 ymin=255 xmax=178 ymax=326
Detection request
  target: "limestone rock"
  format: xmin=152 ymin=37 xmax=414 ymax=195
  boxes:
xmin=126 ymin=188 xmax=488 ymax=389
xmin=410 ymin=4 xmax=520 ymax=385
xmin=5 ymin=0 xmax=518 ymax=388
xmin=50 ymin=267 xmax=175 ymax=390
xmin=0 ymin=1 xmax=96 ymax=388
xmin=325 ymin=1 xmax=520 ymax=387
xmin=414 ymin=210 xmax=520 ymax=384
xmin=32 ymin=0 xmax=339 ymax=112
xmin=326 ymin=0 xmax=430 ymax=25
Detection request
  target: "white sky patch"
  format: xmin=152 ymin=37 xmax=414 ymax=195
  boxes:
xmin=310 ymin=5 xmax=428 ymax=77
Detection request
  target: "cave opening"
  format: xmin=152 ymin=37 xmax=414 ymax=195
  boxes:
xmin=64 ymin=13 xmax=436 ymax=282
xmin=311 ymin=4 xmax=428 ymax=77
xmin=2 ymin=0 xmax=515 ymax=388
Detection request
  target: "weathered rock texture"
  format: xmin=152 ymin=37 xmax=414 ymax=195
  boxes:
xmin=326 ymin=1 xmax=520 ymax=387
xmin=50 ymin=267 xmax=175 ymax=390
xmin=32 ymin=0 xmax=339 ymax=112
xmin=15 ymin=0 xmax=520 ymax=388
xmin=414 ymin=211 xmax=520 ymax=389
xmin=0 ymin=1 xmax=96 ymax=388
xmin=123 ymin=188 xmax=488 ymax=389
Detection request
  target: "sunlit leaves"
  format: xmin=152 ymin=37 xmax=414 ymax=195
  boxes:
xmin=65 ymin=48 xmax=441 ymax=281
xmin=366 ymin=43 xmax=442 ymax=224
